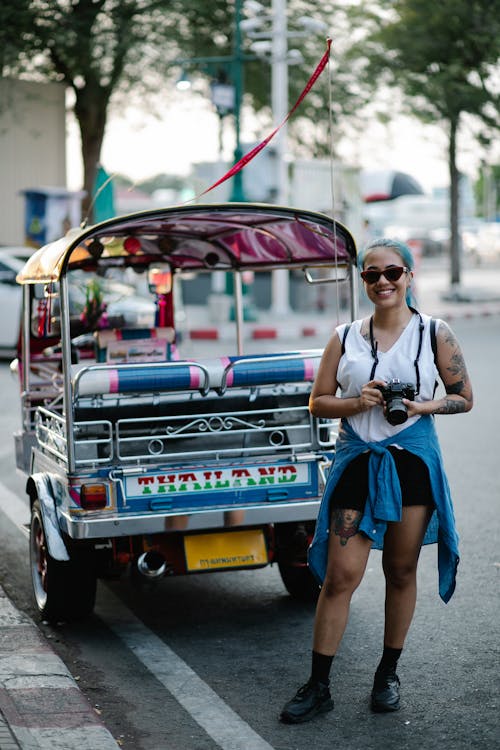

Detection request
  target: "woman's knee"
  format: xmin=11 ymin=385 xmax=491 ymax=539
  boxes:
xmin=383 ymin=559 xmax=417 ymax=589
xmin=322 ymin=566 xmax=362 ymax=598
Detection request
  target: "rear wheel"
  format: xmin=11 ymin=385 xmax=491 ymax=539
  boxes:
xmin=276 ymin=522 xmax=320 ymax=602
xmin=278 ymin=562 xmax=320 ymax=602
xmin=30 ymin=500 xmax=97 ymax=623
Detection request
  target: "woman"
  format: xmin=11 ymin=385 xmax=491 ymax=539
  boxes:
xmin=280 ymin=238 xmax=473 ymax=723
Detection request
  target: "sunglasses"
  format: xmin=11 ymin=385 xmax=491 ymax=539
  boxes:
xmin=360 ymin=266 xmax=409 ymax=284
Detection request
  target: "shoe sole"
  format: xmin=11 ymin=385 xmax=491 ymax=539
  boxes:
xmin=280 ymin=699 xmax=334 ymax=724
xmin=371 ymin=699 xmax=400 ymax=713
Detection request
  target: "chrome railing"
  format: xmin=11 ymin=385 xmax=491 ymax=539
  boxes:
xmin=33 ymin=401 xmax=338 ymax=468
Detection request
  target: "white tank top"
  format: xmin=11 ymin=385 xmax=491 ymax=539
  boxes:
xmin=336 ymin=313 xmax=440 ymax=442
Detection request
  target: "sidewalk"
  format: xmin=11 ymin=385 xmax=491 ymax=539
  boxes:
xmin=0 ymin=261 xmax=499 ymax=749
xmin=0 ymin=587 xmax=120 ymax=749
xmin=182 ymin=262 xmax=500 ymax=342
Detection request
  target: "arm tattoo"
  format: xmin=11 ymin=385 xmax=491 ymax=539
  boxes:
xmin=435 ymin=399 xmax=466 ymax=414
xmin=331 ymin=509 xmax=362 ymax=546
xmin=445 ymin=380 xmax=466 ymax=395
xmin=441 ymin=323 xmax=468 ymax=380
xmin=439 ymin=323 xmax=472 ymax=405
xmin=447 ymin=349 xmax=468 ymax=379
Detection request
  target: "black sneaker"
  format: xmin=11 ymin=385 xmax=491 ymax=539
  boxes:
xmin=371 ymin=669 xmax=401 ymax=712
xmin=280 ymin=679 xmax=334 ymax=724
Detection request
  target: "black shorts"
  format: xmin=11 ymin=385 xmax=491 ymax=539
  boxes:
xmin=330 ymin=448 xmax=434 ymax=513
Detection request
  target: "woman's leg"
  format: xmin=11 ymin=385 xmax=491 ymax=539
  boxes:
xmin=280 ymin=508 xmax=371 ymax=724
xmin=313 ymin=508 xmax=373 ymax=655
xmin=371 ymin=505 xmax=433 ymax=712
xmin=382 ymin=505 xmax=433 ymax=648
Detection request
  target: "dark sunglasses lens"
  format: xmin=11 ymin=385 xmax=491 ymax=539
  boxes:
xmin=361 ymin=267 xmax=405 ymax=283
xmin=361 ymin=270 xmax=380 ymax=283
xmin=384 ymin=267 xmax=405 ymax=281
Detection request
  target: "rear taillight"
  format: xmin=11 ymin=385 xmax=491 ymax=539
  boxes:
xmin=81 ymin=483 xmax=107 ymax=510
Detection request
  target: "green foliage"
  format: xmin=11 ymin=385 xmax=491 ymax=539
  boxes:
xmin=344 ymin=0 xmax=500 ymax=284
xmin=474 ymin=165 xmax=500 ymax=218
xmin=1 ymin=0 xmax=356 ymax=214
xmin=1 ymin=1 xmax=233 ymax=212
xmin=350 ymin=0 xmax=500 ymax=132
xmin=1 ymin=2 xmax=351 ymax=146
xmin=0 ymin=1 xmax=34 ymax=73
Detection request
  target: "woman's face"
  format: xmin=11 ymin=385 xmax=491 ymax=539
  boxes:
xmin=362 ymin=246 xmax=412 ymax=309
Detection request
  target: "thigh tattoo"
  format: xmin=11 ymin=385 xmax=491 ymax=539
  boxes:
xmin=331 ymin=509 xmax=363 ymax=546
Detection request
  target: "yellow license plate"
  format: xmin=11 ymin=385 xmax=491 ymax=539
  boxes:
xmin=184 ymin=529 xmax=268 ymax=572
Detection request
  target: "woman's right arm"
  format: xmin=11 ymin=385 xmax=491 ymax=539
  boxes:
xmin=309 ymin=331 xmax=384 ymax=419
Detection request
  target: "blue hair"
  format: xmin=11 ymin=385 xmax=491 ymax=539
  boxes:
xmin=358 ymin=237 xmax=416 ymax=307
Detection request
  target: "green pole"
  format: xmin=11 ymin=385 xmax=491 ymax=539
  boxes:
xmin=229 ymin=0 xmax=246 ymax=201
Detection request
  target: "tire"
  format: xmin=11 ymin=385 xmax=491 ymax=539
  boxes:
xmin=30 ymin=500 xmax=97 ymax=623
xmin=278 ymin=562 xmax=320 ymax=603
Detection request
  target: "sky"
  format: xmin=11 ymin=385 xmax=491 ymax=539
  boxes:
xmin=66 ymin=86 xmax=481 ymax=197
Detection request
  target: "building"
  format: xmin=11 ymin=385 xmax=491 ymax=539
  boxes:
xmin=0 ymin=79 xmax=67 ymax=245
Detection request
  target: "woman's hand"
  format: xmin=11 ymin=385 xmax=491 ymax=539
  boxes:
xmin=402 ymin=398 xmax=425 ymax=418
xmin=357 ymin=380 xmax=386 ymax=413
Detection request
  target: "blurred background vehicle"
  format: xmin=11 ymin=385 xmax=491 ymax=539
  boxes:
xmin=381 ymin=223 xmax=447 ymax=258
xmin=464 ymin=222 xmax=500 ymax=265
xmin=0 ymin=250 xmax=28 ymax=354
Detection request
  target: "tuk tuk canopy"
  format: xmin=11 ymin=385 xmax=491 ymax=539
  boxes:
xmin=17 ymin=203 xmax=357 ymax=285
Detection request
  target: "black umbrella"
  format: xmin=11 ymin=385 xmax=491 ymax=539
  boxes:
xmin=361 ymin=170 xmax=424 ymax=203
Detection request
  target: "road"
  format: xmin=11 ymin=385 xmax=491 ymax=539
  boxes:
xmin=0 ymin=316 xmax=498 ymax=750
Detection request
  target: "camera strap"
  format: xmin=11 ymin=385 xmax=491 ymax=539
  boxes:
xmin=368 ymin=307 xmax=425 ymax=394
xmin=341 ymin=323 xmax=351 ymax=355
xmin=368 ymin=316 xmax=379 ymax=381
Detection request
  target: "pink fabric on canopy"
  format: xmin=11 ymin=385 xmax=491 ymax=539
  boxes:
xmin=17 ymin=204 xmax=357 ymax=284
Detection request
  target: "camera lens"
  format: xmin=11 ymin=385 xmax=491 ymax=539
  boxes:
xmin=386 ymin=399 xmax=408 ymax=425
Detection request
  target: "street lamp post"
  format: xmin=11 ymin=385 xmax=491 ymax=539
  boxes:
xmin=271 ymin=0 xmax=288 ymax=206
xmin=270 ymin=0 xmax=290 ymax=315
xmin=175 ymin=0 xmax=247 ymax=202
xmin=244 ymin=0 xmax=327 ymax=315
xmin=230 ymin=0 xmax=246 ymax=201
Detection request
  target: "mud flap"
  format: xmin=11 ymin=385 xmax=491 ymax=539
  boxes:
xmin=27 ymin=474 xmax=70 ymax=562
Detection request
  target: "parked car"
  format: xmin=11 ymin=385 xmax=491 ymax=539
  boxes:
xmin=0 ymin=251 xmax=30 ymax=354
xmin=464 ymin=222 xmax=500 ymax=265
xmin=382 ymin=224 xmax=446 ymax=257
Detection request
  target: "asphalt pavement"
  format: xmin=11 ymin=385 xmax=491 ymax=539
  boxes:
xmin=1 ymin=257 xmax=499 ymax=750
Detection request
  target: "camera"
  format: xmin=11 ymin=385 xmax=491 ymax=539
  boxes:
xmin=376 ymin=379 xmax=416 ymax=425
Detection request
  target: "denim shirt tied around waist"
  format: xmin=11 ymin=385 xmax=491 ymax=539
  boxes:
xmin=308 ymin=415 xmax=459 ymax=603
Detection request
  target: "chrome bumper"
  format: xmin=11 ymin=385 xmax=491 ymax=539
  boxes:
xmin=58 ymin=499 xmax=321 ymax=540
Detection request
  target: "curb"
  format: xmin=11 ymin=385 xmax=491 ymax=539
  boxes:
xmin=186 ymin=304 xmax=500 ymax=342
xmin=0 ymin=587 xmax=120 ymax=750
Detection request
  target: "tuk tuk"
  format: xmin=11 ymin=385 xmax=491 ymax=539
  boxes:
xmin=13 ymin=203 xmax=357 ymax=622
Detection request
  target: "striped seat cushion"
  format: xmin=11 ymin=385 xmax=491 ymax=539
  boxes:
xmin=72 ymin=351 xmax=321 ymax=398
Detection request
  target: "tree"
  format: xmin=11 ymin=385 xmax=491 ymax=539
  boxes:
xmin=0 ymin=1 xmax=33 ymax=71
xmin=1 ymin=0 xmax=236 ymax=218
xmin=2 ymin=0 xmax=354 ymax=220
xmin=347 ymin=0 xmax=500 ymax=288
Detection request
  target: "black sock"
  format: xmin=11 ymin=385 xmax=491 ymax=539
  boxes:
xmin=376 ymin=646 xmax=402 ymax=674
xmin=310 ymin=650 xmax=334 ymax=685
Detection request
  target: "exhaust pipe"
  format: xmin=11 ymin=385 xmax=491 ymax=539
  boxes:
xmin=137 ymin=551 xmax=167 ymax=579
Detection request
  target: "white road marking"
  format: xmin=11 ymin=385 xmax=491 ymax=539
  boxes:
xmin=0 ymin=481 xmax=275 ymax=749
xmin=96 ymin=588 xmax=275 ymax=750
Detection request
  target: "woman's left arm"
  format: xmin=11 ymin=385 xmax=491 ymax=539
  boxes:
xmin=407 ymin=320 xmax=473 ymax=416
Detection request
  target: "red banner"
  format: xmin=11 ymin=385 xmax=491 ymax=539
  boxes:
xmin=195 ymin=38 xmax=332 ymax=200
